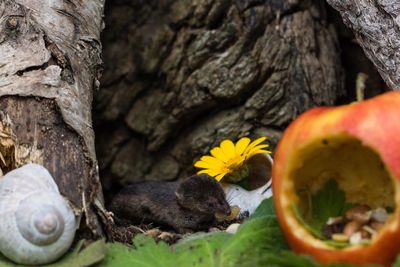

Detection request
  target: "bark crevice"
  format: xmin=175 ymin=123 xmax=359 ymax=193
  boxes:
xmin=326 ymin=0 xmax=400 ymax=89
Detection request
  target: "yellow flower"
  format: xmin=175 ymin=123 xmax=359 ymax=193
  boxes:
xmin=194 ymin=137 xmax=271 ymax=182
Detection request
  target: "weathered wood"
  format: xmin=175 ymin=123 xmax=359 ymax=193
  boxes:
xmin=326 ymin=0 xmax=400 ymax=89
xmin=95 ymin=0 xmax=345 ymax=199
xmin=0 ymin=97 xmax=90 ymax=208
xmin=0 ymin=0 xmax=106 ymax=237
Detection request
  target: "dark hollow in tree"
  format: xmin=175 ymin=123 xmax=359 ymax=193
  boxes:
xmin=95 ymin=0 xmax=346 ymax=202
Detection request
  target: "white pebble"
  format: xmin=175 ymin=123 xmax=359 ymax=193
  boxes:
xmin=226 ymin=223 xmax=241 ymax=234
xmin=371 ymin=207 xmax=388 ymax=223
xmin=362 ymin=225 xmax=376 ymax=236
xmin=327 ymin=216 xmax=343 ymax=225
xmin=349 ymin=232 xmax=362 ymax=245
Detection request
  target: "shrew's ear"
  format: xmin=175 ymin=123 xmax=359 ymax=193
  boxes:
xmin=175 ymin=179 xmax=188 ymax=205
xmin=175 ymin=190 xmax=184 ymax=202
xmin=176 ymin=175 xmax=198 ymax=194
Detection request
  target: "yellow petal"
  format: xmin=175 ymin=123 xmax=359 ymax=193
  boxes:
xmin=210 ymin=147 xmax=229 ymax=162
xmin=235 ymin=137 xmax=251 ymax=155
xmin=231 ymin=156 xmax=246 ymax=167
xmin=199 ymin=156 xmax=224 ymax=165
xmin=194 ymin=159 xmax=223 ymax=169
xmin=243 ymin=137 xmax=267 ymax=155
xmin=215 ymin=173 xmax=227 ymax=181
xmin=198 ymin=169 xmax=223 ymax=177
xmin=249 ymin=148 xmax=270 ymax=155
xmin=220 ymin=140 xmax=236 ymax=157
xmin=247 ymin=149 xmax=271 ymax=159
xmin=250 ymin=136 xmax=267 ymax=146
xmin=194 ymin=161 xmax=212 ymax=168
xmin=251 ymin=144 xmax=269 ymax=150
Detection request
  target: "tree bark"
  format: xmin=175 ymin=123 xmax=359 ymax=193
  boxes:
xmin=326 ymin=0 xmax=400 ymax=89
xmin=95 ymin=0 xmax=345 ymax=200
xmin=0 ymin=0 xmax=106 ymax=237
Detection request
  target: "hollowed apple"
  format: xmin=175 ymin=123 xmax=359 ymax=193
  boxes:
xmin=272 ymin=92 xmax=400 ymax=266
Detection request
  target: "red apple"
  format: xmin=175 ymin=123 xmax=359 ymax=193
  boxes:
xmin=272 ymin=92 xmax=400 ymax=266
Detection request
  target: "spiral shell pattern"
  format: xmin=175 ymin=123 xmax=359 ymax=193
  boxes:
xmin=0 ymin=164 xmax=76 ymax=265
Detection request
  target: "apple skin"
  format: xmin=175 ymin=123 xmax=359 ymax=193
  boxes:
xmin=272 ymin=92 xmax=400 ymax=266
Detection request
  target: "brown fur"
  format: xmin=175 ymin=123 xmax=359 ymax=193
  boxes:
xmin=109 ymin=174 xmax=231 ymax=233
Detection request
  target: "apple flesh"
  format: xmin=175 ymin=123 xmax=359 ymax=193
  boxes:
xmin=272 ymin=92 xmax=400 ymax=266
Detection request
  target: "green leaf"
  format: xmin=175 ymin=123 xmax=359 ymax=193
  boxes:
xmin=101 ymin=207 xmax=287 ymax=267
xmin=99 ymin=242 xmax=136 ymax=267
xmin=292 ymin=204 xmax=324 ymax=239
xmin=393 ymin=255 xmax=400 ymax=267
xmin=309 ymin=179 xmax=347 ymax=232
xmin=219 ymin=216 xmax=288 ymax=266
xmin=0 ymin=240 xmax=106 ymax=267
xmin=175 ymin=216 xmax=287 ymax=267
xmin=257 ymin=251 xmax=360 ymax=267
xmin=174 ymin=232 xmax=231 ymax=267
xmin=294 ymin=179 xmax=357 ymax=244
xmin=293 ymin=179 xmax=359 ymax=248
xmin=100 ymin=235 xmax=176 ymax=267
xmin=46 ymin=240 xmax=106 ymax=267
xmin=258 ymin=251 xmax=321 ymax=267
xmin=249 ymin=198 xmax=276 ymax=219
xmin=257 ymin=250 xmax=382 ymax=267
xmin=0 ymin=255 xmax=19 ymax=267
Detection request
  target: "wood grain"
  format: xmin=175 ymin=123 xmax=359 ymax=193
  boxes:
xmin=0 ymin=0 xmax=106 ymax=237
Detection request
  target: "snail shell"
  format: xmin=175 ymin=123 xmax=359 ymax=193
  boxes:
xmin=0 ymin=164 xmax=77 ymax=265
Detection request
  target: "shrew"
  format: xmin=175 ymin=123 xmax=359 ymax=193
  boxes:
xmin=109 ymin=174 xmax=231 ymax=233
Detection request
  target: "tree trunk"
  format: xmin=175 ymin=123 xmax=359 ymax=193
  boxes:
xmin=326 ymin=0 xmax=400 ymax=89
xmin=0 ymin=0 xmax=106 ymax=237
xmin=95 ymin=0 xmax=345 ymax=201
